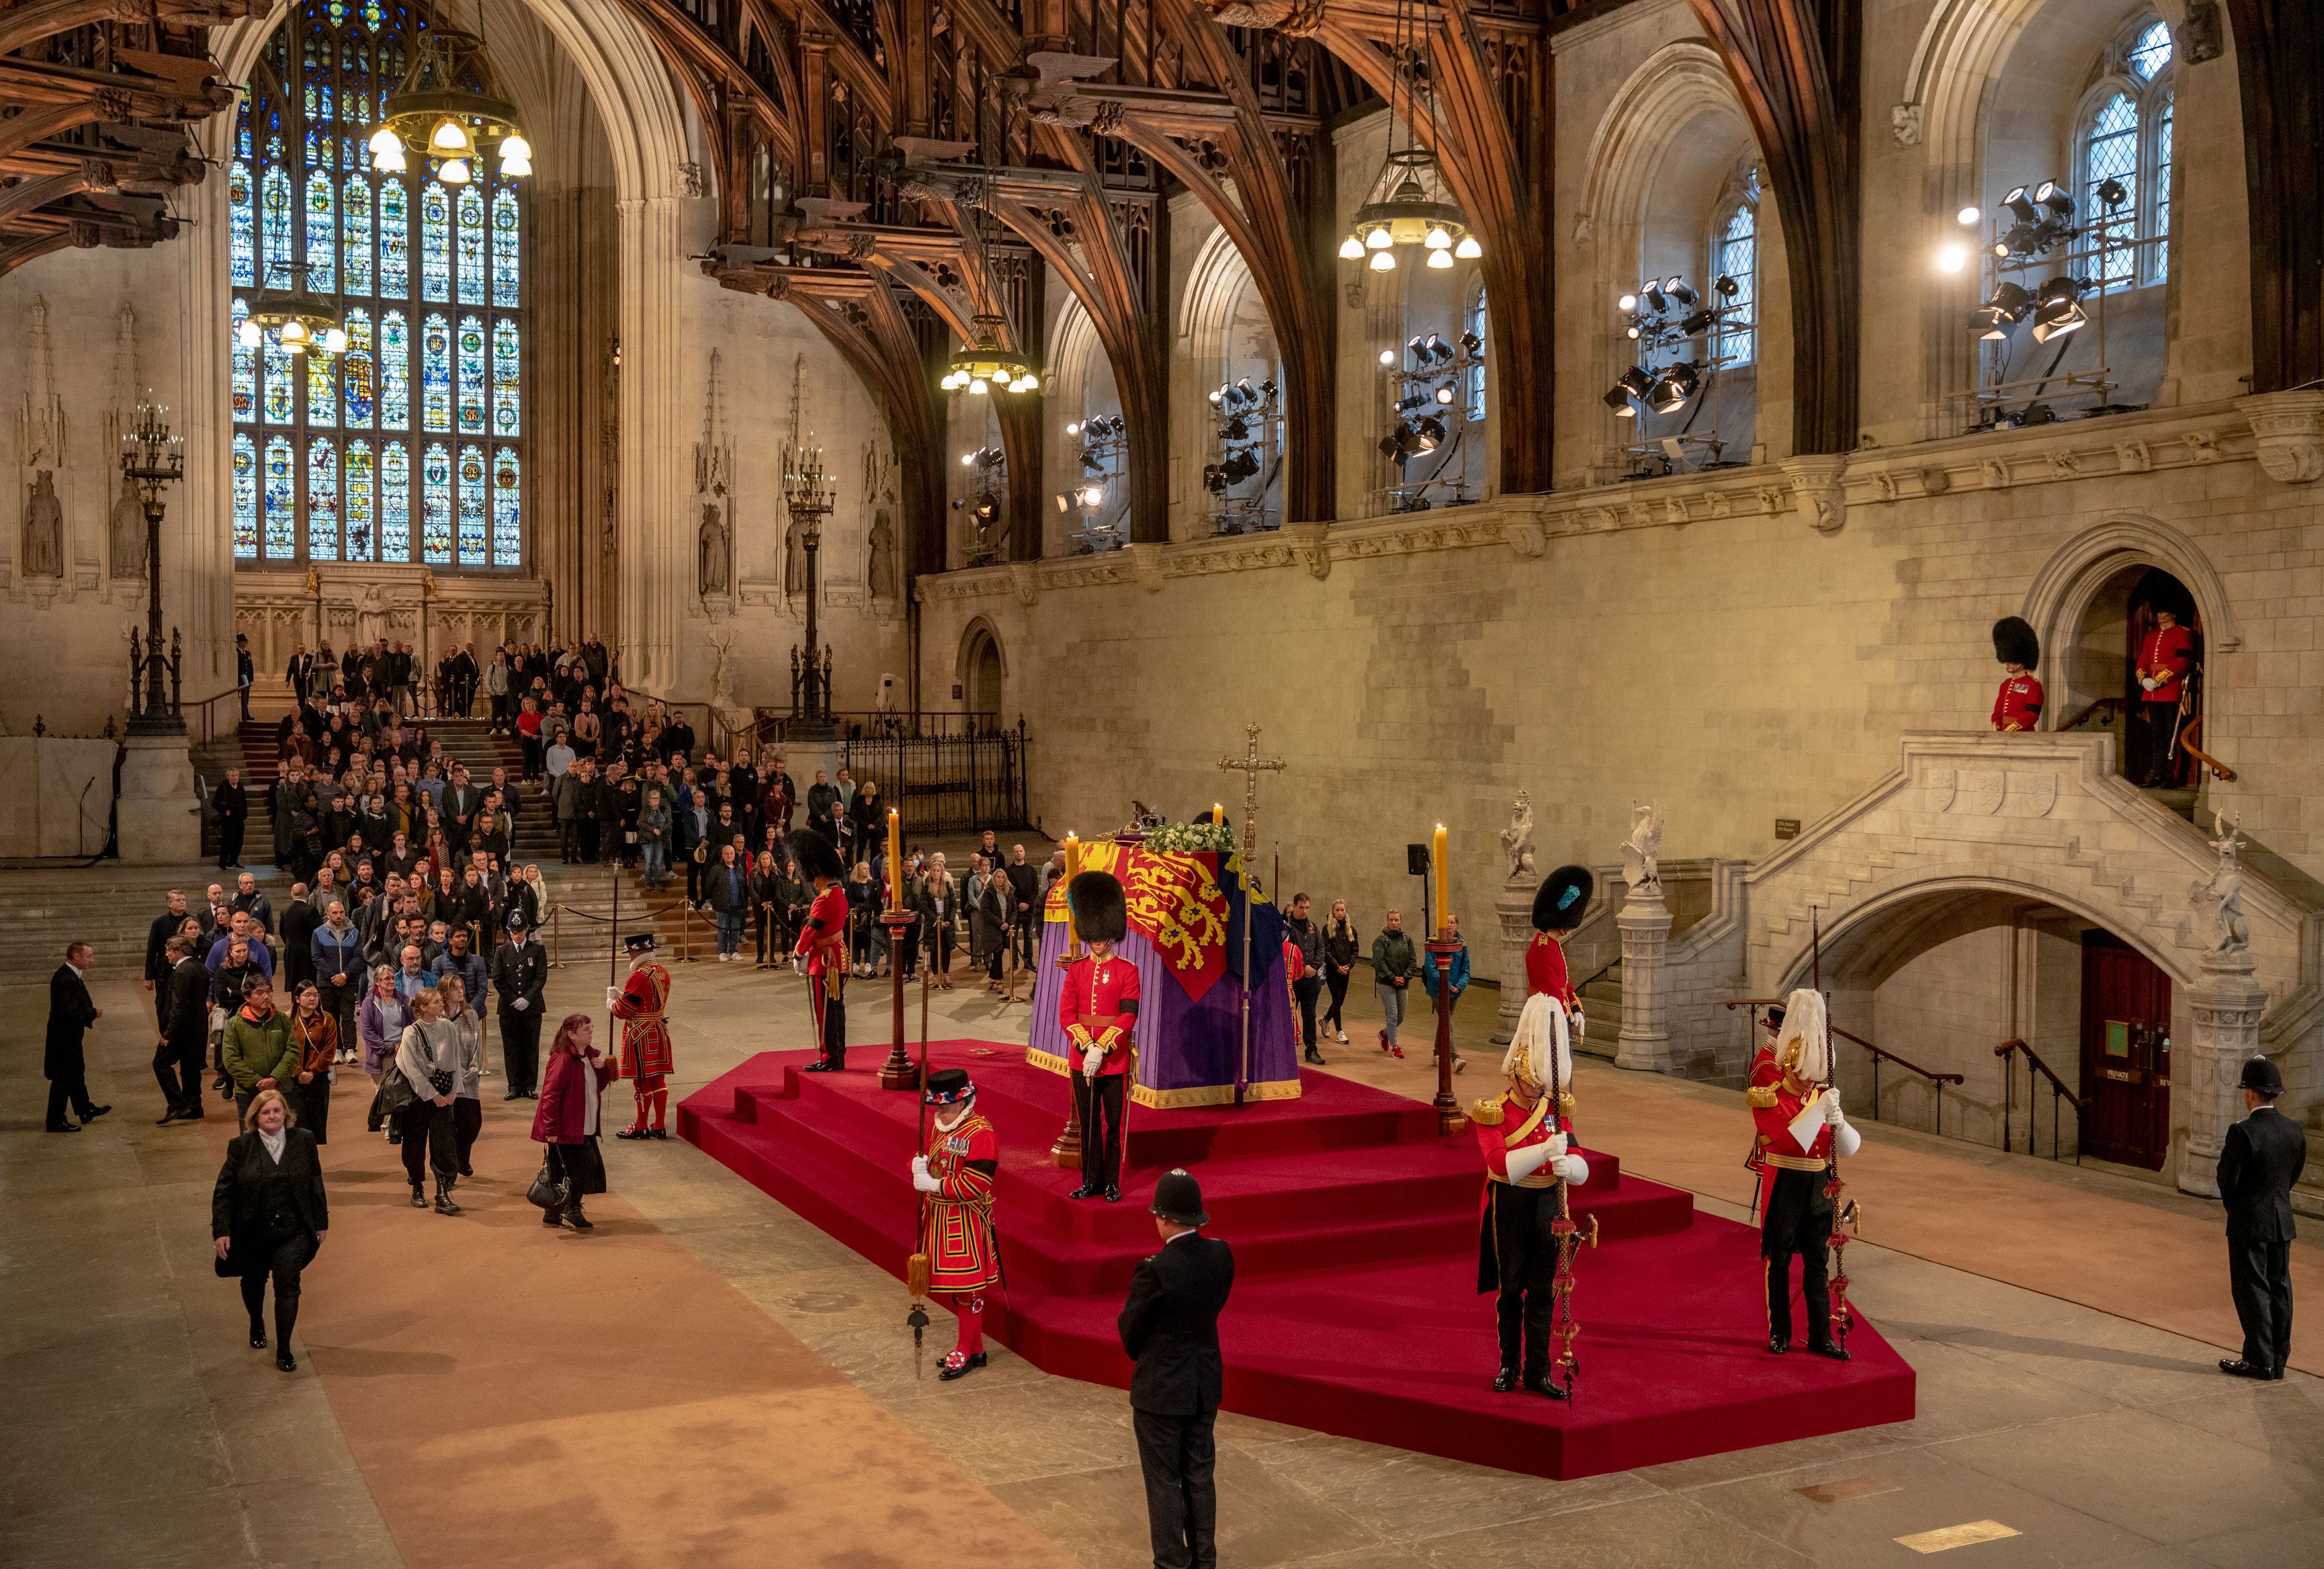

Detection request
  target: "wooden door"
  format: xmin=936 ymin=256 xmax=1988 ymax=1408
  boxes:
xmin=2079 ymin=933 xmax=2172 ymax=1168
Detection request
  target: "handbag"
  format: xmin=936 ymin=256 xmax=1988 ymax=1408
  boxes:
xmin=526 ymin=1156 xmax=570 ymax=1210
xmin=376 ymin=1064 xmax=416 ymax=1116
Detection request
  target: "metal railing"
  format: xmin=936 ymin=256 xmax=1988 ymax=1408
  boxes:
xmin=186 ymin=687 xmax=246 ymax=747
xmin=843 ymin=722 xmax=1031 ymax=835
xmin=1995 ymin=1037 xmax=2088 ymax=1162
xmin=2056 ymin=693 xmax=2233 ymax=783
xmin=1725 ymin=998 xmax=1967 ymax=1138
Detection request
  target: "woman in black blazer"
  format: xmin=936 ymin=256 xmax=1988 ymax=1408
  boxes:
xmin=212 ymin=1087 xmax=329 ymax=1373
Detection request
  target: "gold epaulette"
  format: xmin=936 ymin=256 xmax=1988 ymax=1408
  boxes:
xmin=1746 ymin=1085 xmax=1778 ymax=1109
xmin=1560 ymin=1093 xmax=1576 ymax=1118
xmin=1469 ymin=1097 xmax=1505 ymax=1126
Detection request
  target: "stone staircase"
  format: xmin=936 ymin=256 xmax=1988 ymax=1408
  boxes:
xmin=0 ymin=862 xmax=224 ymax=987
xmin=1577 ymin=960 xmax=1623 ymax=1062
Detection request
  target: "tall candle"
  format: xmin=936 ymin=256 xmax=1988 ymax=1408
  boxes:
xmin=1063 ymin=832 xmax=1083 ymax=957
xmin=1433 ymin=822 xmax=1450 ymax=938
xmin=1212 ymin=803 xmax=1223 ymax=825
xmin=886 ymin=808 xmax=902 ymax=908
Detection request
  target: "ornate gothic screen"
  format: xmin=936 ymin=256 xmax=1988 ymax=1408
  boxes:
xmin=228 ymin=0 xmax=523 ymax=573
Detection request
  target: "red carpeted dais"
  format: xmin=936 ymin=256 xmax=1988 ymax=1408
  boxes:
xmin=680 ymin=1044 xmax=1915 ymax=1478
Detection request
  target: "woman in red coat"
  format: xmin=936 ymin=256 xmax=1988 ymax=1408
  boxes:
xmin=531 ymin=1013 xmax=617 ymax=1231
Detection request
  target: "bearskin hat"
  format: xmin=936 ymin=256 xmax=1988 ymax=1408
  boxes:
xmin=1992 ymin=616 xmax=2040 ymax=669
xmin=1070 ymin=869 xmax=1128 ymax=945
xmin=1532 ymin=865 xmax=1594 ymax=933
xmin=787 ymin=828 xmax=845 ymax=884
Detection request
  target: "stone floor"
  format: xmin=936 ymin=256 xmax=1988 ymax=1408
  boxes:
xmin=5 ymin=902 xmax=2321 ymax=1568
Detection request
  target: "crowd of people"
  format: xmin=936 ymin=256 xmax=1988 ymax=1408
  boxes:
xmin=280 ymin=632 xmax=619 ymax=730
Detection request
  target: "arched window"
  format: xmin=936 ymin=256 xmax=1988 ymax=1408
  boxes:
xmin=1709 ymin=196 xmax=1756 ymax=369
xmin=2075 ymin=14 xmax=2174 ymax=291
xmin=1462 ymin=284 xmax=1488 ymax=423
xmin=230 ymin=0 xmax=523 ymax=571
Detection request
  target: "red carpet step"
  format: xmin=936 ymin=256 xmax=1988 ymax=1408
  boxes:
xmin=681 ymin=1044 xmax=1915 ymax=1478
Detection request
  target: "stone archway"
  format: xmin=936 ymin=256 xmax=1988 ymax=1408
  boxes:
xmin=955 ymin=617 xmax=1006 ymax=723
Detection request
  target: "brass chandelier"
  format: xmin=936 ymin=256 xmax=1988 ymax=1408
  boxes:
xmin=939 ymin=173 xmax=1040 ymax=395
xmin=365 ymin=26 xmax=531 ymax=185
xmin=241 ymin=262 xmax=345 ymax=354
xmin=1336 ymin=0 xmax=1479 ymax=272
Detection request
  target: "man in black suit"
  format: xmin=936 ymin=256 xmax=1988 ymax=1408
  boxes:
xmin=1118 ymin=1169 xmax=1235 ymax=1569
xmin=214 ymin=766 xmax=250 ymax=870
xmin=45 ymin=941 xmax=110 ymax=1132
xmin=2218 ymin=1055 xmax=2303 ymax=1380
xmin=490 ymin=909 xmax=549 ymax=1098
xmin=155 ymin=935 xmax=212 ymax=1123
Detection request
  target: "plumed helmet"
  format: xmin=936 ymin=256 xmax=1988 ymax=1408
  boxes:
xmin=1992 ymin=616 xmax=2040 ymax=669
xmin=1775 ymin=988 xmax=1830 ymax=1084
xmin=1532 ymin=865 xmax=1594 ymax=933
xmin=787 ymin=828 xmax=845 ymax=884
xmin=924 ymin=1066 xmax=976 ymax=1105
xmin=1503 ymin=992 xmax=1574 ymax=1096
xmin=1070 ymin=869 xmax=1128 ymax=945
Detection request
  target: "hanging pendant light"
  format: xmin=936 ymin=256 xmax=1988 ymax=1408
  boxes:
xmin=1338 ymin=0 xmax=1480 ymax=269
xmin=368 ymin=26 xmax=533 ymax=183
xmin=247 ymin=261 xmax=343 ymax=355
xmin=939 ymin=172 xmax=1043 ymax=397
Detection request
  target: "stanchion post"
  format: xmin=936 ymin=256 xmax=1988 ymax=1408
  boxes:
xmin=1426 ymin=937 xmax=1463 ymax=1135
xmin=551 ymin=901 xmax=562 ymax=968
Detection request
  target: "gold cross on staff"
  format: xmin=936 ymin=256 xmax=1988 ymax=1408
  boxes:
xmin=1217 ymin=722 xmax=1285 ymax=864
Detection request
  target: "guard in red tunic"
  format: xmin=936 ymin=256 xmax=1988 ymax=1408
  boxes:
xmin=609 ymin=932 xmax=675 ymax=1140
xmin=1470 ymin=993 xmax=1589 ymax=1398
xmin=1746 ymin=988 xmax=1860 ymax=1359
xmin=1525 ymin=864 xmax=1593 ymax=1040
xmin=1991 ymin=616 xmax=2045 ymax=732
xmin=789 ymin=829 xmax=850 ymax=1071
xmin=2133 ymin=603 xmax=2196 ymax=786
xmin=1059 ymin=869 xmax=1138 ymax=1203
xmin=910 ymin=1066 xmax=1001 ymax=1381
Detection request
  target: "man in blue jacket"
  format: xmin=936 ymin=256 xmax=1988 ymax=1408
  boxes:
xmin=1418 ymin=912 xmax=1473 ymax=1073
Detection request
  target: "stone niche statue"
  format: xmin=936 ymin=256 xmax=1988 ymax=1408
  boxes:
xmin=867 ymin=505 xmax=898 ymax=602
xmin=697 ymin=499 xmax=730 ymax=595
xmin=2190 ymin=810 xmax=2250 ymax=958
xmin=1498 ymin=789 xmax=1537 ymax=884
xmin=1620 ymin=803 xmax=1664 ymax=897
xmin=109 ymin=485 xmax=146 ymax=580
xmin=355 ymin=581 xmax=395 ymax=647
xmin=21 ymin=470 xmax=62 ymax=578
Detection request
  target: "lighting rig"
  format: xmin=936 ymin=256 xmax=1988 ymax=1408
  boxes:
xmin=1935 ymin=178 xmax=2135 ymax=427
xmin=1202 ymin=377 xmax=1281 ymax=535
xmin=1057 ymin=413 xmax=1127 ymax=554
xmin=1374 ymin=331 xmax=1484 ymax=511
xmin=1600 ymin=274 xmax=1750 ymax=473
xmin=953 ymin=446 xmax=1006 ymax=565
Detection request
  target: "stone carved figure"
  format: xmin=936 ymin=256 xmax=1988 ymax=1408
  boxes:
xmin=867 ymin=507 xmax=898 ymax=602
xmin=109 ymin=486 xmax=146 ymax=580
xmin=1498 ymin=790 xmax=1537 ymax=884
xmin=2190 ymin=810 xmax=2250 ymax=958
xmin=21 ymin=472 xmax=63 ymax=577
xmin=1620 ymin=803 xmax=1664 ymax=897
xmin=783 ymin=516 xmax=805 ymax=599
xmin=705 ymin=622 xmax=738 ymax=708
xmin=697 ymin=501 xmax=730 ymax=595
xmin=865 ymin=441 xmax=900 ymax=601
xmin=355 ymin=581 xmax=395 ymax=647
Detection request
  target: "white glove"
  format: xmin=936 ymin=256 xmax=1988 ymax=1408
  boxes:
xmin=1545 ymin=1131 xmax=1568 ymax=1158
xmin=511 ymin=996 xmax=527 ymax=1011
xmin=1569 ymin=1005 xmax=1585 ymax=1040
xmin=604 ymin=985 xmax=623 ymax=1009
xmin=910 ymin=1156 xmax=942 ymax=1195
xmin=1082 ymin=1046 xmax=1103 ymax=1076
xmin=1824 ymin=1089 xmax=1845 ymax=1126
xmin=2141 ymin=676 xmax=2159 ymax=691
xmin=1552 ymin=1153 xmax=1590 ymax=1185
xmin=791 ymin=953 xmax=806 ymax=976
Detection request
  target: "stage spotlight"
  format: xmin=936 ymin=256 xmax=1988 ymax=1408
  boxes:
xmin=1617 ymin=292 xmax=1638 ymax=311
xmin=1625 ymin=324 xmax=1643 ymax=341
xmin=1667 ymin=281 xmax=1698 ymax=309
xmin=1260 ymin=378 xmax=1277 ymax=397
xmin=1662 ymin=275 xmax=1684 ymax=294
xmin=2035 ymin=181 xmax=2073 ymax=218
xmin=1642 ymin=282 xmax=1668 ymax=312
xmin=1203 ymin=463 xmax=1228 ymax=493
xmin=1715 ymin=274 xmax=1739 ymax=299
xmin=1223 ymin=416 xmax=1250 ymax=441
xmin=1081 ymin=484 xmax=1105 ymax=508
xmin=1397 ymin=392 xmax=1429 ymax=413
xmin=1936 ymin=243 xmax=1968 ymax=273
xmin=1680 ymin=309 xmax=1717 ymax=337
xmin=1064 ymin=421 xmax=1082 ymax=436
xmin=1207 ymin=386 xmax=1225 ymax=405
xmin=2002 ymin=185 xmax=2038 ymax=224
xmin=1080 ymin=448 xmax=1104 ymax=471
xmin=1377 ymin=435 xmax=1404 ymax=460
xmin=1435 ymin=385 xmax=1456 ymax=405
xmin=1459 ymin=331 xmax=1483 ymax=355
xmin=2096 ymin=177 xmax=2128 ymax=209
xmin=1612 ymin=366 xmax=1653 ymax=404
xmin=1647 ymin=362 xmax=1700 ymax=415
xmin=1957 ymin=205 xmax=1981 ymax=226
xmin=1416 ymin=415 xmax=1447 ymax=451
xmin=1378 ymin=349 xmax=1396 ymax=366
xmin=1603 ymin=385 xmax=1636 ymax=415
xmin=2029 ymin=278 xmax=2086 ymax=343
xmin=1408 ymin=335 xmax=1427 ymax=359
xmin=1055 ymin=493 xmax=1071 ymax=513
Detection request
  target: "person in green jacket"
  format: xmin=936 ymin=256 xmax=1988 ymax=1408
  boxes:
xmin=1371 ymin=911 xmax=1419 ymax=1058
xmin=1418 ymin=912 xmax=1473 ymax=1072
xmin=221 ymin=975 xmax=299 ymax=1120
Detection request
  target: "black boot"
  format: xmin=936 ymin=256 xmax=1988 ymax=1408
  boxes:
xmin=563 ymin=1199 xmax=594 ymax=1231
xmin=1522 ymin=1369 xmax=1569 ymax=1402
xmin=1492 ymin=1367 xmax=1519 ymax=1392
xmin=433 ymin=1178 xmax=462 ymax=1216
xmin=410 ymin=1183 xmax=428 ymax=1209
xmin=1768 ymin=1334 xmax=1790 ymax=1355
xmin=542 ymin=1202 xmax=566 ymax=1228
xmin=1805 ymin=1341 xmax=1850 ymax=1362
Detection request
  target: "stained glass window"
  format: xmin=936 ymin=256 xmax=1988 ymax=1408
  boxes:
xmin=492 ymin=317 xmax=519 ymax=435
xmin=422 ymin=312 xmax=451 ymax=430
xmin=344 ymin=308 xmax=375 ymax=427
xmin=379 ymin=179 xmax=408 ymax=298
xmin=421 ymin=441 xmax=453 ymax=562
xmin=306 ymin=438 xmax=341 ymax=560
xmin=458 ymin=443 xmax=488 ymax=564
xmin=457 ymin=314 xmax=486 ymax=433
xmin=457 ymin=185 xmax=485 ymax=304
xmin=380 ymin=310 xmax=410 ymax=429
xmin=264 ymin=436 xmax=297 ymax=558
xmin=345 ymin=439 xmax=376 ymax=560
xmin=227 ymin=1 xmax=521 ymax=568
xmin=492 ymin=185 xmax=519 ymax=307
xmin=492 ymin=448 xmax=521 ymax=566
xmin=229 ymin=161 xmax=255 ymax=288
xmin=232 ymin=299 xmax=257 ymax=423
xmin=232 ymin=435 xmax=259 ymax=558
xmin=1712 ymin=201 xmax=1758 ymax=368
xmin=341 ymin=172 xmax=372 ymax=296
xmin=421 ymin=181 xmax=451 ymax=302
xmin=382 ymin=440 xmax=411 ymax=559
xmin=306 ymin=342 xmax=338 ymax=427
